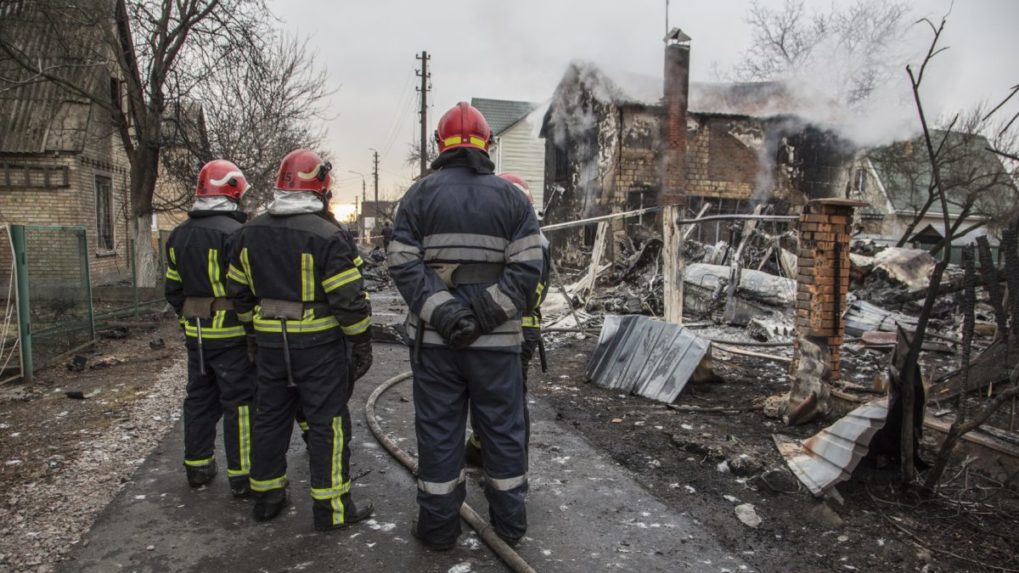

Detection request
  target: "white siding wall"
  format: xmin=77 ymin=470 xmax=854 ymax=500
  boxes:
xmin=494 ymin=117 xmax=546 ymax=208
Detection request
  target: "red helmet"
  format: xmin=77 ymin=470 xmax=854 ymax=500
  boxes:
xmin=275 ymin=149 xmax=332 ymax=195
xmin=498 ymin=172 xmax=533 ymax=204
xmin=435 ymin=102 xmax=492 ymax=153
xmin=195 ymin=160 xmax=248 ymax=200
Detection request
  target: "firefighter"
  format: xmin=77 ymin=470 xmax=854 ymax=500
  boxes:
xmin=226 ymin=149 xmax=374 ymax=530
xmin=465 ymin=172 xmax=550 ymax=466
xmin=389 ymin=102 xmax=543 ymax=550
xmin=164 ymin=159 xmax=256 ymax=498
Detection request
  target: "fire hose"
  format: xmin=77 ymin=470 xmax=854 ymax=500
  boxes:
xmin=364 ymin=372 xmax=537 ymax=573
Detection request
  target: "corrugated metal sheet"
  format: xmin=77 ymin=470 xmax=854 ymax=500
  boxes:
xmin=0 ymin=0 xmax=108 ymax=153
xmin=586 ymin=315 xmax=710 ymax=403
xmin=773 ymin=397 xmax=890 ymax=496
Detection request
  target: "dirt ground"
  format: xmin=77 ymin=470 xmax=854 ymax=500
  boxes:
xmin=531 ymin=334 xmax=1019 ymax=573
xmin=0 ymin=317 xmax=185 ymax=572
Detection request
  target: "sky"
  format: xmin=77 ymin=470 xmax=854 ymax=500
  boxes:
xmin=266 ymin=0 xmax=1019 ymax=209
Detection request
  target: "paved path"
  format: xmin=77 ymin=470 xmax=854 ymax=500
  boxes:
xmin=61 ymin=292 xmax=748 ymax=572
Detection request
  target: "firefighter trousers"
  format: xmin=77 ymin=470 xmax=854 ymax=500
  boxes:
xmin=468 ymin=331 xmax=539 ymax=452
xmin=249 ymin=339 xmax=356 ymax=526
xmin=413 ymin=347 xmax=528 ymax=546
xmin=183 ymin=344 xmax=256 ymax=479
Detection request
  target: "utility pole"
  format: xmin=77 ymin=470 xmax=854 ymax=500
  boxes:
xmin=372 ymin=149 xmax=380 ymax=234
xmin=348 ymin=170 xmax=367 ymax=241
xmin=416 ymin=50 xmax=431 ymax=177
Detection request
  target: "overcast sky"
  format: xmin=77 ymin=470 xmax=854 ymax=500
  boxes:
xmin=266 ymin=0 xmax=1019 ymax=207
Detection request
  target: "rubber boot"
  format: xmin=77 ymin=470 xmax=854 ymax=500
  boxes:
xmin=229 ymin=476 xmax=251 ymax=499
xmin=253 ymin=488 xmax=288 ymax=522
xmin=185 ymin=460 xmax=217 ymax=488
xmin=313 ymin=498 xmax=375 ymax=531
xmin=411 ymin=519 xmax=458 ymax=551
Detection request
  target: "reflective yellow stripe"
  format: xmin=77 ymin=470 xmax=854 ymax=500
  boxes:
xmin=522 ymin=316 xmax=540 ymax=328
xmin=237 ymin=310 xmax=253 ymax=323
xmin=240 ymin=248 xmax=255 ymax=295
xmin=227 ymin=264 xmax=248 ymax=285
xmin=166 ymin=268 xmax=181 ymax=281
xmin=310 ymin=483 xmax=351 ymax=500
xmin=184 ymin=456 xmax=214 ymax=467
xmin=184 ymin=324 xmax=246 ymax=339
xmin=322 ymin=268 xmax=361 ymax=293
xmin=169 ymin=247 xmax=177 ymax=265
xmin=468 ymin=432 xmax=482 ymax=448
xmin=442 ymin=135 xmax=488 ymax=148
xmin=353 ymin=256 xmax=364 ymax=268
xmin=238 ymin=404 xmax=251 ymax=475
xmin=297 ymin=420 xmax=310 ymax=432
xmin=250 ymin=475 xmax=288 ymax=492
xmin=254 ymin=315 xmax=339 ymax=334
xmin=340 ymin=316 xmax=371 ymax=337
xmin=301 ymin=253 xmax=315 ymax=302
xmin=208 ymin=249 xmax=226 ymax=297
xmin=227 ymin=468 xmax=248 ymax=477
xmin=331 ymin=416 xmax=347 ymax=524
xmin=364 ymin=292 xmax=371 ymax=301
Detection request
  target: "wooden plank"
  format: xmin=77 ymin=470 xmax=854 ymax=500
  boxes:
xmin=663 ymin=204 xmax=683 ymax=324
xmin=584 ymin=221 xmax=609 ymax=298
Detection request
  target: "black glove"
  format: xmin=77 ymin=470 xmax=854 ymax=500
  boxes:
xmin=350 ymin=339 xmax=373 ymax=382
xmin=447 ymin=316 xmax=482 ymax=350
xmin=470 ymin=291 xmax=511 ymax=334
xmin=431 ymin=300 xmax=474 ymax=341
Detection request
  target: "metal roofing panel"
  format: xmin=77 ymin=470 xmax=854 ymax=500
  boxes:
xmin=470 ymin=98 xmax=539 ymax=136
xmin=587 ymin=315 xmax=709 ymax=402
xmin=774 ymin=397 xmax=890 ymax=496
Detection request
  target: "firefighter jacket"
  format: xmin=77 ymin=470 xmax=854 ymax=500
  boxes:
xmin=522 ymin=235 xmax=551 ymax=330
xmin=389 ymin=148 xmax=543 ymax=353
xmin=165 ymin=210 xmax=248 ymax=347
xmin=226 ymin=201 xmax=371 ymax=349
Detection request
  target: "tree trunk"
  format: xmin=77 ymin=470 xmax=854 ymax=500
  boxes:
xmin=129 ymin=142 xmax=161 ymax=287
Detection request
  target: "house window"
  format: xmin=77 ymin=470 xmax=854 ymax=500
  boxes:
xmin=553 ymin=144 xmax=570 ymax=182
xmin=95 ymin=175 xmax=114 ymax=251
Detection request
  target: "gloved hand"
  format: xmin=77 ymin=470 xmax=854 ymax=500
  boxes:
xmin=350 ymin=340 xmax=373 ymax=382
xmin=431 ymin=300 xmax=474 ymax=341
xmin=470 ymin=292 xmax=511 ymax=334
xmin=447 ymin=316 xmax=482 ymax=350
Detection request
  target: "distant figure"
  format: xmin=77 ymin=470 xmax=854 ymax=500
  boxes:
xmin=381 ymin=222 xmax=394 ymax=252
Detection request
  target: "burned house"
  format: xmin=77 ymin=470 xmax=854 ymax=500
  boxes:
xmin=540 ymin=31 xmax=857 ymax=264
xmin=0 ymin=1 xmax=133 ymax=285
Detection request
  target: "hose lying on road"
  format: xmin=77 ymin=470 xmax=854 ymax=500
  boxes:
xmin=365 ymin=372 xmax=537 ymax=573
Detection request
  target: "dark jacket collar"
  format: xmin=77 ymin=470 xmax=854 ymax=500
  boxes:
xmin=430 ymin=147 xmax=495 ymax=175
xmin=188 ymin=210 xmax=248 ymax=223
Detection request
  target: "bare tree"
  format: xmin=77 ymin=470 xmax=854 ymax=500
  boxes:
xmin=405 ymin=139 xmax=438 ymax=175
xmin=158 ymin=34 xmax=332 ymax=214
xmin=0 ymin=0 xmax=267 ymax=285
xmin=735 ymin=0 xmax=910 ymax=105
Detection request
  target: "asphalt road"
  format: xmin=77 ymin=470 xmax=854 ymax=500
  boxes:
xmin=60 ymin=291 xmax=748 ymax=573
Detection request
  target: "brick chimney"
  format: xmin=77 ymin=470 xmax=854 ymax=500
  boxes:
xmin=662 ymin=28 xmax=691 ymax=206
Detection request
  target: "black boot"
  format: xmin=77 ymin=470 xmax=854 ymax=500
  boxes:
xmin=313 ymin=498 xmax=375 ymax=531
xmin=253 ymin=488 xmax=288 ymax=522
xmin=229 ymin=476 xmax=251 ymax=498
xmin=411 ymin=519 xmax=458 ymax=551
xmin=185 ymin=460 xmax=217 ymax=488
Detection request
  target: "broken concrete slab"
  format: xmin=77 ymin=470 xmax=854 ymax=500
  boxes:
xmin=587 ymin=315 xmax=710 ymax=403
xmin=774 ymin=397 xmax=890 ymax=496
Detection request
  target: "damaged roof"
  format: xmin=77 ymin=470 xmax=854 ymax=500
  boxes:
xmin=587 ymin=315 xmax=710 ymax=403
xmin=470 ymin=98 xmax=539 ymax=136
xmin=550 ymin=60 xmax=835 ymax=118
xmin=774 ymin=397 xmax=890 ymax=496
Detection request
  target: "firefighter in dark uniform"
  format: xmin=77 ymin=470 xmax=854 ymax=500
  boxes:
xmin=465 ymin=172 xmax=550 ymax=465
xmin=164 ymin=160 xmax=256 ymax=497
xmin=226 ymin=149 xmax=374 ymax=530
xmin=389 ymin=102 xmax=543 ymax=550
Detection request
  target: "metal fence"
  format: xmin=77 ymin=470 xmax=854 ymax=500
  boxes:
xmin=1 ymin=224 xmax=167 ymax=382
